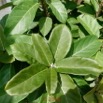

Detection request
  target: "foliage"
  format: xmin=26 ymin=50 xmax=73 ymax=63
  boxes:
xmin=0 ymin=0 xmax=103 ymax=103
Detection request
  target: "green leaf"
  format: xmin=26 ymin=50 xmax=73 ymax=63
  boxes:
xmin=32 ymin=34 xmax=53 ymax=66
xmin=95 ymin=51 xmax=103 ymax=67
xmin=83 ymin=88 xmax=97 ymax=103
xmin=4 ymin=1 xmax=39 ymax=35
xmin=11 ymin=43 xmax=35 ymax=64
xmin=0 ymin=25 xmax=6 ymax=51
xmin=53 ymin=74 xmax=81 ymax=103
xmin=60 ymin=74 xmax=81 ymax=103
xmin=39 ymin=17 xmax=52 ymax=36
xmin=49 ymin=24 xmax=72 ymax=61
xmin=49 ymin=0 xmax=67 ymax=23
xmin=45 ymin=68 xmax=57 ymax=94
xmin=5 ymin=63 xmax=48 ymax=95
xmin=91 ymin=0 xmax=99 ymax=12
xmin=56 ymin=57 xmax=102 ymax=76
xmin=0 ymin=64 xmax=14 ymax=88
xmin=77 ymin=14 xmax=101 ymax=37
xmin=72 ymin=36 xmax=101 ymax=57
xmin=0 ymin=52 xmax=15 ymax=63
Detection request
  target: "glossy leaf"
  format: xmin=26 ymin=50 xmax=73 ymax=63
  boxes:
xmin=77 ymin=14 xmax=101 ymax=37
xmin=5 ymin=63 xmax=48 ymax=95
xmin=72 ymin=36 xmax=101 ymax=57
xmin=56 ymin=57 xmax=102 ymax=76
xmin=39 ymin=17 xmax=52 ymax=36
xmin=32 ymin=34 xmax=53 ymax=66
xmin=4 ymin=1 xmax=39 ymax=35
xmin=49 ymin=0 xmax=67 ymax=23
xmin=45 ymin=68 xmax=57 ymax=94
xmin=49 ymin=24 xmax=72 ymax=61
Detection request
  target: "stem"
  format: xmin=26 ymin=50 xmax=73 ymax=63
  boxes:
xmin=41 ymin=0 xmax=49 ymax=16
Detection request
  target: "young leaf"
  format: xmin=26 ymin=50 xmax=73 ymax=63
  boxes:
xmin=32 ymin=34 xmax=53 ymax=66
xmin=45 ymin=68 xmax=57 ymax=94
xmin=5 ymin=63 xmax=48 ymax=95
xmin=39 ymin=17 xmax=52 ymax=36
xmin=4 ymin=1 xmax=39 ymax=35
xmin=56 ymin=57 xmax=103 ymax=76
xmin=72 ymin=36 xmax=101 ymax=57
xmin=77 ymin=14 xmax=101 ymax=37
xmin=49 ymin=24 xmax=72 ymax=62
xmin=49 ymin=0 xmax=67 ymax=23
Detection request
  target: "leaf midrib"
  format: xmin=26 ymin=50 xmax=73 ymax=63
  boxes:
xmin=11 ymin=3 xmax=39 ymax=33
xmin=7 ymin=68 xmax=47 ymax=90
xmin=73 ymin=40 xmax=97 ymax=56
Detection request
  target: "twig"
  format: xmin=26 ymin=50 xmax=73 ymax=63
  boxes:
xmin=41 ymin=0 xmax=49 ymax=17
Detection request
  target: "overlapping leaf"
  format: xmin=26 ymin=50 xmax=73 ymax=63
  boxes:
xmin=49 ymin=24 xmax=72 ymax=61
xmin=32 ymin=34 xmax=53 ymax=66
xmin=4 ymin=1 xmax=39 ymax=35
xmin=39 ymin=17 xmax=52 ymax=36
xmin=56 ymin=57 xmax=102 ymax=76
xmin=72 ymin=36 xmax=101 ymax=57
xmin=49 ymin=0 xmax=67 ymax=23
xmin=5 ymin=63 xmax=48 ymax=95
xmin=77 ymin=14 xmax=101 ymax=37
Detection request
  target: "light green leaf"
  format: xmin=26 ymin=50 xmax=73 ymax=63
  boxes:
xmin=5 ymin=63 xmax=48 ymax=95
xmin=56 ymin=57 xmax=102 ymax=76
xmin=49 ymin=0 xmax=67 ymax=23
xmin=91 ymin=0 xmax=99 ymax=12
xmin=95 ymin=51 xmax=103 ymax=67
xmin=32 ymin=34 xmax=53 ymax=66
xmin=4 ymin=1 xmax=39 ymax=35
xmin=11 ymin=43 xmax=35 ymax=64
xmin=49 ymin=24 xmax=72 ymax=61
xmin=77 ymin=14 xmax=101 ymax=37
xmin=83 ymin=88 xmax=97 ymax=103
xmin=45 ymin=68 xmax=57 ymax=94
xmin=39 ymin=17 xmax=52 ymax=36
xmin=72 ymin=36 xmax=101 ymax=57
